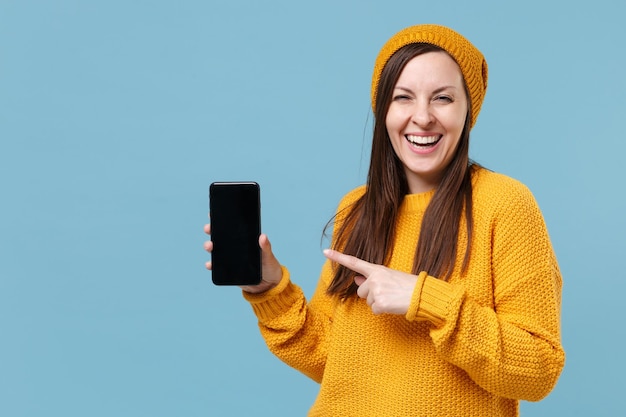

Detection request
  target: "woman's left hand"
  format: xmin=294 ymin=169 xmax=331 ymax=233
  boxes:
xmin=323 ymin=249 xmax=419 ymax=315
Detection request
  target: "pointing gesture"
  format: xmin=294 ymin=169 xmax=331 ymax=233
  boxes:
xmin=323 ymin=249 xmax=419 ymax=315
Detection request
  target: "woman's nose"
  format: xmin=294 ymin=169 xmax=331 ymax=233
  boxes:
xmin=411 ymin=102 xmax=434 ymax=126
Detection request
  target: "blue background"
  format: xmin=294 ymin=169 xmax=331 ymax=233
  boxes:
xmin=1 ymin=0 xmax=624 ymax=415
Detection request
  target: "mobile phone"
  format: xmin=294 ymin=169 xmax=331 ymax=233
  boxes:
xmin=209 ymin=181 xmax=262 ymax=286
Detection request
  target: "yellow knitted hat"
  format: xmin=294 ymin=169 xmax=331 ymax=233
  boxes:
xmin=371 ymin=24 xmax=488 ymax=128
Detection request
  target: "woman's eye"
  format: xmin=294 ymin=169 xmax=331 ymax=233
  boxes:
xmin=435 ymin=95 xmax=453 ymax=103
xmin=393 ymin=95 xmax=411 ymax=101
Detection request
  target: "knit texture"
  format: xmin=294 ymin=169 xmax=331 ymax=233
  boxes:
xmin=244 ymin=168 xmax=565 ymax=416
xmin=371 ymin=24 xmax=488 ymax=128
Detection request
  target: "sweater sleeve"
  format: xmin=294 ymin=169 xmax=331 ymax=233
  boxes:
xmin=406 ymin=183 xmax=565 ymax=401
xmin=241 ymin=187 xmax=365 ymax=382
xmin=242 ymin=263 xmax=335 ymax=383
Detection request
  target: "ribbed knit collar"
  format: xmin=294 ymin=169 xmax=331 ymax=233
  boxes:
xmin=400 ymin=189 xmax=436 ymax=213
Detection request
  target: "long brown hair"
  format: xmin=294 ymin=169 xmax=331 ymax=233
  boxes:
xmin=326 ymin=43 xmax=476 ymax=299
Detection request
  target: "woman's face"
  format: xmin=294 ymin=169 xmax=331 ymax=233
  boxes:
xmin=385 ymin=51 xmax=468 ymax=194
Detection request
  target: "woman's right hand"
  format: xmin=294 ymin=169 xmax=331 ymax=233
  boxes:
xmin=203 ymin=223 xmax=283 ymax=294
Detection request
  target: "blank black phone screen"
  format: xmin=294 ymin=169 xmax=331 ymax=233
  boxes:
xmin=209 ymin=182 xmax=262 ymax=286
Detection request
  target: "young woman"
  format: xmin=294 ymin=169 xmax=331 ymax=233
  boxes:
xmin=204 ymin=24 xmax=565 ymax=416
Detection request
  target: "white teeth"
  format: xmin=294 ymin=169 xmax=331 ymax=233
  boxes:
xmin=406 ymin=135 xmax=440 ymax=145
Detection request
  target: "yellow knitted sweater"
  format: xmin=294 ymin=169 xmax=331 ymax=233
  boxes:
xmin=244 ymin=168 xmax=565 ymax=416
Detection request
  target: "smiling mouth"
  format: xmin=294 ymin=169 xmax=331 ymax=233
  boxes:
xmin=406 ymin=134 xmax=441 ymax=148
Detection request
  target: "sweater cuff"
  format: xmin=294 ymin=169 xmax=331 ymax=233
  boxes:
xmin=405 ymin=272 xmax=454 ymax=327
xmin=406 ymin=271 xmax=428 ymax=321
xmin=242 ymin=266 xmax=300 ymax=321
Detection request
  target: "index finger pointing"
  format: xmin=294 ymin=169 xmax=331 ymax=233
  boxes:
xmin=323 ymin=249 xmax=376 ymax=277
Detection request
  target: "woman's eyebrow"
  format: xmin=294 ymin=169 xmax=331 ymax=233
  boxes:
xmin=432 ymin=85 xmax=458 ymax=94
xmin=393 ymin=85 xmax=458 ymax=94
xmin=393 ymin=86 xmax=414 ymax=93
